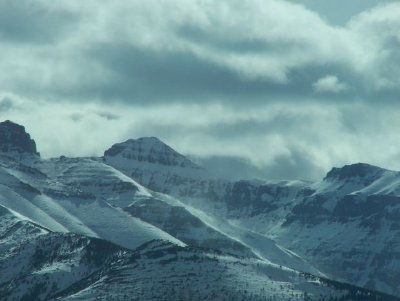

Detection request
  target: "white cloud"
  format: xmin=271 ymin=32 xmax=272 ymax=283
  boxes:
xmin=0 ymin=0 xmax=399 ymax=100
xmin=3 ymin=94 xmax=400 ymax=180
xmin=313 ymin=75 xmax=348 ymax=93
xmin=347 ymin=2 xmax=400 ymax=91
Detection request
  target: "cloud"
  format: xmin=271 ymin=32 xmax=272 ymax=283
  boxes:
xmin=3 ymin=95 xmax=400 ymax=181
xmin=97 ymin=112 xmax=120 ymax=121
xmin=313 ymin=75 xmax=348 ymax=93
xmin=0 ymin=1 xmax=80 ymax=45
xmin=0 ymin=1 xmax=400 ymax=180
xmin=0 ymin=97 xmax=14 ymax=111
xmin=287 ymin=0 xmax=392 ymax=25
xmin=0 ymin=0 xmax=398 ymax=104
xmin=347 ymin=3 xmax=400 ymax=93
xmin=193 ymin=150 xmax=324 ymax=181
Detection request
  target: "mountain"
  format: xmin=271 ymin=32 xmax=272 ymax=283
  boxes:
xmin=104 ymin=138 xmax=400 ymax=297
xmin=0 ymin=122 xmax=184 ymax=250
xmin=104 ymin=137 xmax=201 ymax=170
xmin=103 ymin=137 xmax=212 ymax=193
xmin=1 ymin=120 xmax=400 ymax=300
xmin=275 ymin=163 xmax=400 ymax=295
xmin=0 ymin=120 xmax=39 ymax=157
xmin=103 ymin=137 xmax=327 ymax=274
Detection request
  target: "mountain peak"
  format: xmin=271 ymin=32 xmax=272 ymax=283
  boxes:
xmin=0 ymin=120 xmax=39 ymax=157
xmin=104 ymin=137 xmax=199 ymax=169
xmin=324 ymin=163 xmax=386 ymax=181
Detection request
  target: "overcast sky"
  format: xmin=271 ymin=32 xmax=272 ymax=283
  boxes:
xmin=1 ymin=0 xmax=400 ymax=180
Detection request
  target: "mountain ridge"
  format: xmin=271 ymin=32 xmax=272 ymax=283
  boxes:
xmin=1 ymin=120 xmax=400 ymax=300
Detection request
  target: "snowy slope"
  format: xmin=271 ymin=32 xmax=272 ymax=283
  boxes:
xmin=0 ymin=154 xmax=183 ymax=250
xmin=102 ymin=138 xmax=325 ymax=273
xmin=2 ymin=194 xmax=391 ymax=301
xmin=152 ymin=192 xmax=324 ymax=276
xmin=124 ymin=195 xmax=257 ymax=258
xmin=175 ymin=164 xmax=400 ymax=297
xmin=102 ymin=135 xmax=400 ymax=297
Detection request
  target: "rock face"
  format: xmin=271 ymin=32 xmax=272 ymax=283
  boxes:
xmin=0 ymin=120 xmax=39 ymax=156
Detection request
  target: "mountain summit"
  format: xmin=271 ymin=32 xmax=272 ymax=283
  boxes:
xmin=324 ymin=163 xmax=386 ymax=182
xmin=0 ymin=120 xmax=39 ymax=156
xmin=103 ymin=137 xmax=207 ymax=193
xmin=104 ymin=137 xmax=199 ymax=169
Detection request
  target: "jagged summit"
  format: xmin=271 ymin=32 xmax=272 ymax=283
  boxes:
xmin=104 ymin=137 xmax=200 ymax=169
xmin=0 ymin=120 xmax=39 ymax=156
xmin=324 ymin=163 xmax=386 ymax=181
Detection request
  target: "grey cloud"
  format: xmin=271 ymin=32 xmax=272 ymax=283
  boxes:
xmin=176 ymin=25 xmax=296 ymax=55
xmin=70 ymin=113 xmax=84 ymax=122
xmin=87 ymin=44 xmax=244 ymax=103
xmin=193 ymin=145 xmax=325 ymax=181
xmin=81 ymin=43 xmax=308 ymax=104
xmin=0 ymin=97 xmax=13 ymax=111
xmin=0 ymin=0 xmax=398 ymax=105
xmin=97 ymin=112 xmax=120 ymax=121
xmin=0 ymin=1 xmax=79 ymax=44
xmin=1 ymin=0 xmax=400 ymax=181
xmin=61 ymin=44 xmax=357 ymax=105
xmin=262 ymin=147 xmax=326 ymax=180
xmin=288 ymin=0 xmax=392 ymax=25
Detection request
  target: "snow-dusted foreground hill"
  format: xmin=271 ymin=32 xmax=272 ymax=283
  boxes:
xmin=0 ymin=205 xmax=396 ymax=301
xmin=1 ymin=120 xmax=399 ymax=300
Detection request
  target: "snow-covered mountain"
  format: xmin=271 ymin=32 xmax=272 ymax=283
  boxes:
xmin=104 ymin=135 xmax=400 ymax=298
xmin=0 ymin=122 xmax=185 ymax=252
xmin=1 ymin=120 xmax=399 ymax=300
xmin=104 ymin=137 xmax=208 ymax=189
